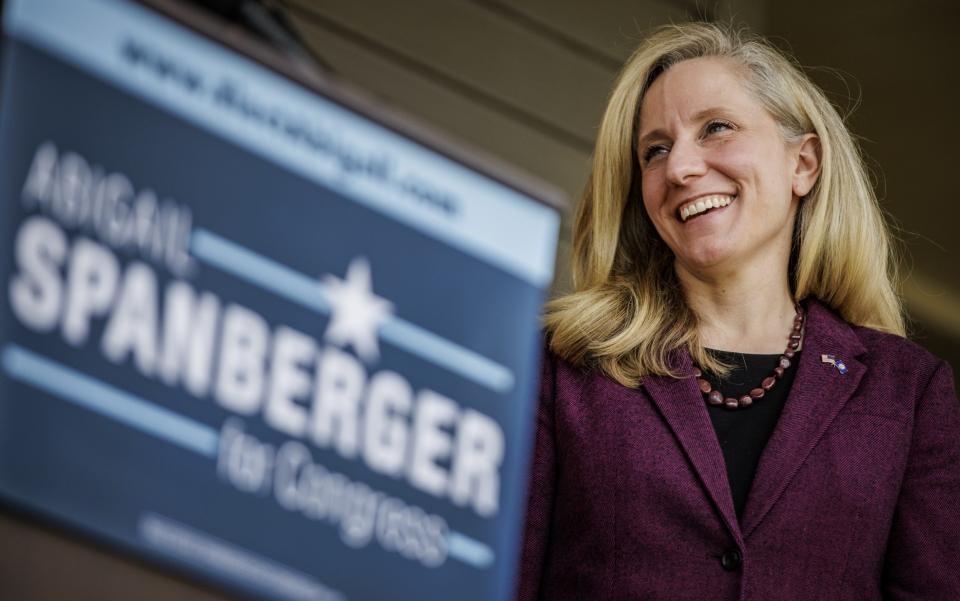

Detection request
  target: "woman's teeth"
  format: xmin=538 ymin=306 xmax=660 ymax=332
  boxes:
xmin=680 ymin=195 xmax=735 ymax=222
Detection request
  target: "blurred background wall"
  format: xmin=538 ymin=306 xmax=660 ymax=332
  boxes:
xmin=275 ymin=0 xmax=960 ymax=381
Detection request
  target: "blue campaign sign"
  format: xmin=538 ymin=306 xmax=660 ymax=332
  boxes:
xmin=0 ymin=0 xmax=561 ymax=599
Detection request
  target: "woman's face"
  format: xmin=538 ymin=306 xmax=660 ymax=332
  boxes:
xmin=637 ymin=57 xmax=816 ymax=277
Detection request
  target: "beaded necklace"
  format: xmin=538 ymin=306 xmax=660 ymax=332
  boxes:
xmin=694 ymin=306 xmax=804 ymax=410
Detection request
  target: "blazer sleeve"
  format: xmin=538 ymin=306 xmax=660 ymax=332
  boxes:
xmin=515 ymin=349 xmax=558 ymax=601
xmin=882 ymin=360 xmax=960 ymax=599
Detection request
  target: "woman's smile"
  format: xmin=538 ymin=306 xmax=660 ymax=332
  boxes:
xmin=678 ymin=194 xmax=736 ymax=222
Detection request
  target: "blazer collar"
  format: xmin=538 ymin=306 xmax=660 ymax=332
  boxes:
xmin=642 ymin=347 xmax=744 ymax=546
xmin=640 ymin=298 xmax=867 ymax=545
xmin=741 ymin=298 xmax=866 ymax=538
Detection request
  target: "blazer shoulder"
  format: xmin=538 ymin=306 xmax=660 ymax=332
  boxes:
xmin=538 ymin=336 xmax=604 ymax=408
xmin=850 ymin=324 xmax=951 ymax=389
xmin=806 ymin=298 xmax=949 ymax=385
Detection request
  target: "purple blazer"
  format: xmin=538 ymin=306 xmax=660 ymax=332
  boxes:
xmin=518 ymin=299 xmax=960 ymax=600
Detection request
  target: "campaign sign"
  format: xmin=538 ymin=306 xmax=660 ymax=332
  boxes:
xmin=0 ymin=0 xmax=561 ymax=599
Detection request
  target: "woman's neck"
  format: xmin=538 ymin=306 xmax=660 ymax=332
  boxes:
xmin=677 ymin=260 xmax=797 ymax=354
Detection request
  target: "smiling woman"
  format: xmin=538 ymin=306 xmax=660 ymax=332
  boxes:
xmin=638 ymin=56 xmax=820 ymax=289
xmin=518 ymin=22 xmax=960 ymax=601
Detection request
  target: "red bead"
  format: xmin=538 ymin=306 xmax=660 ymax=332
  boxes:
xmin=692 ymin=367 xmax=702 ymax=378
xmin=790 ymin=333 xmax=802 ymax=341
xmin=774 ymin=366 xmax=785 ymax=378
xmin=708 ymin=390 xmax=724 ymax=405
xmin=698 ymin=378 xmax=712 ymax=393
xmin=784 ymin=348 xmax=796 ymax=359
xmin=788 ymin=340 xmax=800 ymax=349
xmin=779 ymin=357 xmax=791 ymax=369
xmin=749 ymin=388 xmax=765 ymax=399
xmin=724 ymin=398 xmax=739 ymax=409
xmin=762 ymin=376 xmax=776 ymax=390
xmin=739 ymin=395 xmax=753 ymax=408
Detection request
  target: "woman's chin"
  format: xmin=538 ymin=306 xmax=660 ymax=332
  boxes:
xmin=676 ymin=243 xmax=737 ymax=274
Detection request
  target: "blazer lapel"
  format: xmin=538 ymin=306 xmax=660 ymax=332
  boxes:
xmin=643 ymin=351 xmax=743 ymax=546
xmin=741 ymin=299 xmax=867 ymax=539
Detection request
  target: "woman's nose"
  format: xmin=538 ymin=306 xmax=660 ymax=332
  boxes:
xmin=665 ymin=139 xmax=707 ymax=185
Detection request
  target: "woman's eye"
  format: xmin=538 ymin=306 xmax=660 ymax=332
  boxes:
xmin=705 ymin=120 xmax=733 ymax=135
xmin=643 ymin=145 xmax=668 ymax=163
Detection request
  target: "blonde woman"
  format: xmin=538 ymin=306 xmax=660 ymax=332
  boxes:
xmin=518 ymin=23 xmax=959 ymax=600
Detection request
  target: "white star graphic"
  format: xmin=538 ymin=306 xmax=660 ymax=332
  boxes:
xmin=321 ymin=257 xmax=393 ymax=362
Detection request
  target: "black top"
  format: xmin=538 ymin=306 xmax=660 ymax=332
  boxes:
xmin=703 ymin=349 xmax=799 ymax=521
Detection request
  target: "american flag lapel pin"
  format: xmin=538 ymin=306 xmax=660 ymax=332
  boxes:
xmin=821 ymin=354 xmax=848 ymax=374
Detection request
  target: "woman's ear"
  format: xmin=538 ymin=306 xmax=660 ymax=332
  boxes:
xmin=792 ymin=133 xmax=821 ymax=197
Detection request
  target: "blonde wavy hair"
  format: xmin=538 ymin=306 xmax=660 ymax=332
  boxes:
xmin=545 ymin=22 xmax=905 ymax=386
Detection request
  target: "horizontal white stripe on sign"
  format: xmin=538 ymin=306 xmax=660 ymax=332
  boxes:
xmin=1 ymin=344 xmax=219 ymax=456
xmin=446 ymin=531 xmax=495 ymax=568
xmin=4 ymin=0 xmax=559 ymax=286
xmin=191 ymin=228 xmax=515 ymax=392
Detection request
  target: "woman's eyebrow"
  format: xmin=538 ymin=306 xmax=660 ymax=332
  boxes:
xmin=637 ymin=128 xmax=668 ymax=150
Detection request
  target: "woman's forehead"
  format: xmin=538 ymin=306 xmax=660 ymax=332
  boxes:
xmin=642 ymin=58 xmax=747 ymax=116
xmin=638 ymin=58 xmax=759 ymax=135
